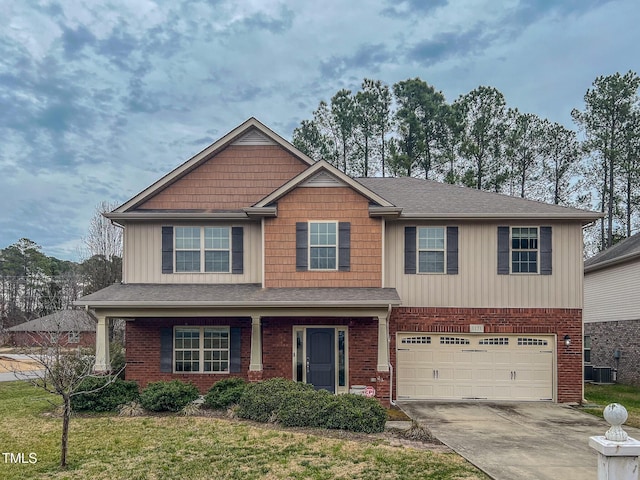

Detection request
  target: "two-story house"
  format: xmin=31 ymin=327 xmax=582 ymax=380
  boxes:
xmin=76 ymin=118 xmax=600 ymax=406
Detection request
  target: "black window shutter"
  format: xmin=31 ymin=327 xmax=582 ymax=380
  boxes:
xmin=161 ymin=226 xmax=174 ymax=274
xmin=338 ymin=222 xmax=351 ymax=271
xmin=497 ymin=226 xmax=510 ymax=275
xmin=229 ymin=327 xmax=242 ymax=373
xmin=296 ymin=222 xmax=308 ymax=271
xmin=160 ymin=328 xmax=173 ymax=373
xmin=404 ymin=226 xmax=417 ymax=274
xmin=446 ymin=226 xmax=459 ymax=275
xmin=540 ymin=226 xmax=552 ymax=275
xmin=231 ymin=227 xmax=244 ymax=274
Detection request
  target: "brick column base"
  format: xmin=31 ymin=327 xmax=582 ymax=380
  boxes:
xmin=375 ymin=371 xmax=391 ymax=407
xmin=247 ymin=370 xmax=263 ymax=382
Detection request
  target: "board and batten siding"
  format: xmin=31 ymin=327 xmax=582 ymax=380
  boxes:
xmin=385 ymin=221 xmax=584 ymax=308
xmin=584 ymin=259 xmax=640 ymax=323
xmin=123 ymin=222 xmax=262 ymax=283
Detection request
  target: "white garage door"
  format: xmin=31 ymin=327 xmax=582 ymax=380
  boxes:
xmin=397 ymin=333 xmax=554 ymax=401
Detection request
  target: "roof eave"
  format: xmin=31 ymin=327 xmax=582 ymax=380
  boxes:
xmin=396 ymin=212 xmax=602 ymax=223
xmin=75 ymin=300 xmax=401 ymax=309
xmin=585 ymin=251 xmax=640 ymax=273
xmin=105 ymin=212 xmax=251 ymax=221
xmin=243 ymin=207 xmax=278 ymax=218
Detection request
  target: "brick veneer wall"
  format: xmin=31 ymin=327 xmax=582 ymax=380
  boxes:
xmin=9 ymin=331 xmax=96 ymax=349
xmin=125 ymin=316 xmax=384 ymax=401
xmin=585 ymin=320 xmax=640 ymax=387
xmin=263 ymin=187 xmax=382 ymax=288
xmin=390 ymin=307 xmax=583 ymax=403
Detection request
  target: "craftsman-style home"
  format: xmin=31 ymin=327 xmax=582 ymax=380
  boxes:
xmin=76 ymin=118 xmax=600 ymax=406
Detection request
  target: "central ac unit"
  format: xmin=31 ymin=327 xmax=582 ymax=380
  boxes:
xmin=592 ymin=366 xmax=613 ymax=384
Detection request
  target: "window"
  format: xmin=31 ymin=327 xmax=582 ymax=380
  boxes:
xmin=511 ymin=227 xmax=538 ymax=273
xmin=584 ymin=335 xmax=591 ymax=363
xmin=418 ymin=227 xmax=445 ymax=273
xmin=175 ymin=227 xmax=230 ymax=273
xmin=309 ymin=222 xmax=337 ymax=270
xmin=174 ymin=327 xmax=229 ymax=373
xmin=67 ymin=331 xmax=80 ymax=344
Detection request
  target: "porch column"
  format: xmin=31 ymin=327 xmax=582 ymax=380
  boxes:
xmin=249 ymin=315 xmax=263 ymax=372
xmin=94 ymin=314 xmax=111 ymax=373
xmin=377 ymin=315 xmax=390 ymax=372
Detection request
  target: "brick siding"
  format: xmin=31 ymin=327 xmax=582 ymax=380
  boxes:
xmin=585 ymin=320 xmax=640 ymax=387
xmin=9 ymin=331 xmax=96 ymax=349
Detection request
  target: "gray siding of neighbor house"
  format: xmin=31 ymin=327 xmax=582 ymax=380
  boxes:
xmin=584 ymin=260 xmax=640 ymax=323
xmin=585 ymin=320 xmax=640 ymax=387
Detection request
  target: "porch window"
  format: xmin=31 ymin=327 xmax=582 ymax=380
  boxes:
xmin=174 ymin=327 xmax=229 ymax=373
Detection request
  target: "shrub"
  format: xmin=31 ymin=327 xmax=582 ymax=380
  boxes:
xmin=324 ymin=394 xmax=387 ymax=433
xmin=110 ymin=342 xmax=126 ymax=379
xmin=237 ymin=378 xmax=314 ymax=423
xmin=204 ymin=377 xmax=247 ymax=409
xmin=277 ymin=389 xmax=332 ymax=428
xmin=71 ymin=377 xmax=140 ymax=412
xmin=139 ymin=380 xmax=200 ymax=412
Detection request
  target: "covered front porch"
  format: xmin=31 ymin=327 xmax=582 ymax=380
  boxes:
xmin=75 ymin=284 xmax=400 ymax=404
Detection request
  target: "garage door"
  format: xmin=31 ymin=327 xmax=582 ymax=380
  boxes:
xmin=396 ymin=334 xmax=554 ymax=401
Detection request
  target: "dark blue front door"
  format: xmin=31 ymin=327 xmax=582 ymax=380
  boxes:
xmin=306 ymin=328 xmax=335 ymax=392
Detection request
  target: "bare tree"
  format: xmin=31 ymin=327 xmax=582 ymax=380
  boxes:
xmin=83 ymin=201 xmax=122 ymax=260
xmin=3 ymin=317 xmax=123 ymax=468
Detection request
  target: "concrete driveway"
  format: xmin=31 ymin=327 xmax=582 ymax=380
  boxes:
xmin=398 ymin=401 xmax=640 ymax=480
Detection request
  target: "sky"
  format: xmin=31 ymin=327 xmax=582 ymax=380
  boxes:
xmin=1 ymin=0 xmax=639 ymax=261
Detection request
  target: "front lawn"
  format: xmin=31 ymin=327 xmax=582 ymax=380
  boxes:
xmin=584 ymin=383 xmax=640 ymax=428
xmin=0 ymin=381 xmax=486 ymax=480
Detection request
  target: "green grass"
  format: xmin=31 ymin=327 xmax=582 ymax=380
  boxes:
xmin=0 ymin=381 xmax=487 ymax=480
xmin=584 ymin=383 xmax=640 ymax=428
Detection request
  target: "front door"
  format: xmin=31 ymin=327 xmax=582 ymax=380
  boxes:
xmin=306 ymin=328 xmax=335 ymax=392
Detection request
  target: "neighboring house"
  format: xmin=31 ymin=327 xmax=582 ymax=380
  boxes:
xmin=584 ymin=232 xmax=640 ymax=386
xmin=7 ymin=310 xmax=96 ymax=348
xmin=75 ymin=118 xmax=600 ymax=406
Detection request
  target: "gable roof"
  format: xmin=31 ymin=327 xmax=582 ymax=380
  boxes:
xmin=584 ymin=231 xmax=640 ymax=273
xmin=251 ymin=160 xmax=395 ymax=209
xmin=8 ymin=310 xmax=96 ymax=332
xmin=112 ymin=117 xmax=316 ymax=214
xmin=357 ymin=177 xmax=601 ymax=222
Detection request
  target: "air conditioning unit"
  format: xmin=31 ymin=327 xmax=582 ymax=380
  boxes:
xmin=584 ymin=365 xmax=593 ymax=382
xmin=592 ymin=366 xmax=613 ymax=384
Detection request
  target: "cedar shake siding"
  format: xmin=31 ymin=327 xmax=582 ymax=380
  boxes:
xmin=264 ymin=186 xmax=382 ymax=288
xmin=137 ymin=145 xmax=308 ymax=210
xmin=390 ymin=307 xmax=583 ymax=403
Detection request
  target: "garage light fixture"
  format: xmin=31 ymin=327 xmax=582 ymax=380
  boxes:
xmin=564 ymin=335 xmax=571 ymax=348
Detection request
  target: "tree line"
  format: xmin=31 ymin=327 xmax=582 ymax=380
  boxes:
xmin=292 ymin=72 xmax=640 ymax=252
xmin=0 ymin=202 xmax=122 ymax=329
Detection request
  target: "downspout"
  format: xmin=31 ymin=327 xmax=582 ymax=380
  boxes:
xmin=387 ymin=303 xmax=396 ymax=406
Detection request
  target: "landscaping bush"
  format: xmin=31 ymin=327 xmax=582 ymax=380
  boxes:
xmin=237 ymin=378 xmax=386 ymax=433
xmin=71 ymin=377 xmax=140 ymax=412
xmin=237 ymin=378 xmax=314 ymax=422
xmin=204 ymin=377 xmax=247 ymax=409
xmin=109 ymin=342 xmax=126 ymax=379
xmin=139 ymin=380 xmax=200 ymax=412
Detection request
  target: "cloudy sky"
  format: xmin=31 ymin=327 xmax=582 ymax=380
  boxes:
xmin=1 ymin=0 xmax=638 ymax=261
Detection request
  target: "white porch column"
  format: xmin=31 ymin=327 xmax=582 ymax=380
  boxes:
xmin=249 ymin=315 xmax=263 ymax=372
xmin=94 ymin=314 xmax=111 ymax=373
xmin=377 ymin=315 xmax=390 ymax=372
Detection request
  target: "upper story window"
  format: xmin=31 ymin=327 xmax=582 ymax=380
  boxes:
xmin=511 ymin=227 xmax=538 ymax=273
xmin=309 ymin=222 xmax=337 ymax=270
xmin=497 ymin=226 xmax=551 ymax=275
xmin=418 ymin=227 xmax=445 ymax=273
xmin=175 ymin=227 xmax=231 ymax=273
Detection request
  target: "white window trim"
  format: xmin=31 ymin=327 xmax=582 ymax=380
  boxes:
xmin=417 ymin=226 xmax=446 ymax=274
xmin=292 ymin=326 xmax=348 ymax=394
xmin=174 ymin=226 xmax=232 ymax=274
xmin=308 ymin=220 xmax=338 ymax=271
xmin=173 ymin=326 xmax=230 ymax=374
xmin=510 ymin=226 xmax=539 ymax=274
